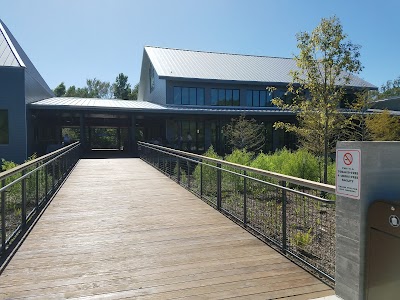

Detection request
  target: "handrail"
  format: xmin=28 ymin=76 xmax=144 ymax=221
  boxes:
xmin=138 ymin=141 xmax=336 ymax=194
xmin=0 ymin=142 xmax=80 ymax=180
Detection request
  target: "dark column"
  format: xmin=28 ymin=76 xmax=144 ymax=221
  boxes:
xmin=79 ymin=113 xmax=86 ymax=151
xmin=130 ymin=114 xmax=137 ymax=156
xmin=117 ymin=127 xmax=121 ymax=150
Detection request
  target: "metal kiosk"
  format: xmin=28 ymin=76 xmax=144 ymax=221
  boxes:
xmin=365 ymin=201 xmax=400 ymax=299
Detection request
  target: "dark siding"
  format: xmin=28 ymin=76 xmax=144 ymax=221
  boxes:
xmin=0 ymin=67 xmax=27 ymax=163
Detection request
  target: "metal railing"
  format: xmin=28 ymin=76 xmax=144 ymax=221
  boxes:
xmin=0 ymin=142 xmax=80 ymax=259
xmin=138 ymin=141 xmax=336 ymax=283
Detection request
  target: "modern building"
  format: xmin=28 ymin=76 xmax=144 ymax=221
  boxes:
xmin=0 ymin=19 xmax=377 ymax=163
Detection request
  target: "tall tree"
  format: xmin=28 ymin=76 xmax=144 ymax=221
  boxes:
xmin=129 ymin=83 xmax=139 ymax=100
xmin=53 ymin=82 xmax=66 ymax=97
xmin=365 ymin=110 xmax=400 ymax=141
xmin=378 ymin=76 xmax=400 ymax=99
xmin=273 ymin=16 xmax=362 ymax=183
xmin=224 ymin=115 xmax=265 ymax=152
xmin=113 ymin=73 xmax=131 ymax=100
xmin=86 ymin=78 xmax=112 ymax=98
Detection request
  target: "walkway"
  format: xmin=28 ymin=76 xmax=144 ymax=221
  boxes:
xmin=0 ymin=159 xmax=334 ymax=299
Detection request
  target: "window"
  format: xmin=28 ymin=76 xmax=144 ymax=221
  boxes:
xmin=173 ymin=87 xmax=205 ymax=105
xmin=0 ymin=110 xmax=9 ymax=144
xmin=211 ymin=88 xmax=240 ymax=106
xmin=246 ymin=89 xmax=273 ymax=107
xmin=149 ymin=64 xmax=155 ymax=93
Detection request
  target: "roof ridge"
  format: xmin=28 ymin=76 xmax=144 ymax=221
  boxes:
xmin=144 ymin=45 xmax=293 ymax=60
xmin=0 ymin=19 xmax=25 ymax=67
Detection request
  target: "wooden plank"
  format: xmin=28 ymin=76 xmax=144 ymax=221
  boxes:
xmin=0 ymin=158 xmax=334 ymax=299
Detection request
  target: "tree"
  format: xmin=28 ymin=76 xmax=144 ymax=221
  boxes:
xmin=86 ymin=78 xmax=112 ymax=98
xmin=129 ymin=83 xmax=139 ymax=100
xmin=113 ymin=73 xmax=131 ymax=100
xmin=273 ymin=16 xmax=362 ymax=183
xmin=224 ymin=115 xmax=265 ymax=152
xmin=54 ymin=82 xmax=66 ymax=97
xmin=378 ymin=76 xmax=400 ymax=99
xmin=365 ymin=110 xmax=400 ymax=141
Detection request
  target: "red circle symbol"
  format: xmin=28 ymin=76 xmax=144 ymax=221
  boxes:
xmin=343 ymin=153 xmax=353 ymax=166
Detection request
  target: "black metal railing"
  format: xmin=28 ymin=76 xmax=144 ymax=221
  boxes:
xmin=138 ymin=141 xmax=336 ymax=283
xmin=0 ymin=142 xmax=80 ymax=259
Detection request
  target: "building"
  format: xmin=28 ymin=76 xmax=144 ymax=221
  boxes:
xmin=0 ymin=19 xmax=377 ymax=163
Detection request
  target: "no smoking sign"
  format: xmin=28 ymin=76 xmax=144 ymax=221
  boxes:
xmin=336 ymin=149 xmax=361 ymax=199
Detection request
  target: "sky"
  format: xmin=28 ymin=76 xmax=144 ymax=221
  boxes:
xmin=1 ymin=0 xmax=399 ymax=91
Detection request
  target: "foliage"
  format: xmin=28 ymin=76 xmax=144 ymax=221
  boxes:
xmin=53 ymin=82 xmax=66 ymax=97
xmin=344 ymin=89 xmax=374 ymax=141
xmin=292 ymin=228 xmax=314 ymax=249
xmin=273 ymin=16 xmax=363 ymax=184
xmin=365 ymin=110 xmax=400 ymax=141
xmin=113 ymin=73 xmax=131 ymax=100
xmin=224 ymin=115 xmax=265 ymax=152
xmin=378 ymin=76 xmax=400 ymax=99
xmin=193 ymin=146 xmax=221 ymax=196
xmin=130 ymin=83 xmax=139 ymax=100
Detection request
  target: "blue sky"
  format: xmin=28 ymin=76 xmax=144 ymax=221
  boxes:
xmin=2 ymin=0 xmax=399 ymax=90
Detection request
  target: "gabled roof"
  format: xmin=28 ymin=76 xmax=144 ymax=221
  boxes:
xmin=0 ymin=19 xmax=54 ymax=102
xmin=145 ymin=46 xmax=377 ymax=89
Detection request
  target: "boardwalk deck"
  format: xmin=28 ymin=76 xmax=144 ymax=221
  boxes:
xmin=0 ymin=159 xmax=334 ymax=299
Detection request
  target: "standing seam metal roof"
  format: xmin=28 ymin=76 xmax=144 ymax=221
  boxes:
xmin=145 ymin=46 xmax=377 ymax=89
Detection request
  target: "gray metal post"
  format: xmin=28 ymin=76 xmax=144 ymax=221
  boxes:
xmin=335 ymin=142 xmax=400 ymax=300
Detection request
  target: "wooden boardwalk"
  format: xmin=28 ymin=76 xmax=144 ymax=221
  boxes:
xmin=0 ymin=159 xmax=334 ymax=299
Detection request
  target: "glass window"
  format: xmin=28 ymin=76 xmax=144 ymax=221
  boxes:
xmin=173 ymin=87 xmax=181 ymax=105
xmin=233 ymin=90 xmax=240 ymax=106
xmin=218 ymin=89 xmax=225 ymax=106
xmin=246 ymin=90 xmax=252 ymax=106
xmin=189 ymin=88 xmax=196 ymax=105
xmin=197 ymin=88 xmax=205 ymax=105
xmin=182 ymin=88 xmax=189 ymax=105
xmin=0 ymin=110 xmax=9 ymax=144
xmin=253 ymin=90 xmax=260 ymax=106
xmin=211 ymin=89 xmax=218 ymax=105
xmin=266 ymin=90 xmax=273 ymax=106
xmin=149 ymin=65 xmax=155 ymax=93
xmin=226 ymin=89 xmax=232 ymax=106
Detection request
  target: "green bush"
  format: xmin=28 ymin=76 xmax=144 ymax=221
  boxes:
xmin=193 ymin=146 xmax=221 ymax=196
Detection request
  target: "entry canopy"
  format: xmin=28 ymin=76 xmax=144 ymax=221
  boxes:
xmin=29 ymin=97 xmax=297 ymax=115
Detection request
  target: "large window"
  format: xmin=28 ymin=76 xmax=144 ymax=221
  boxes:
xmin=173 ymin=87 xmax=205 ymax=105
xmin=149 ymin=64 xmax=155 ymax=93
xmin=211 ymin=89 xmax=240 ymax=106
xmin=246 ymin=89 xmax=273 ymax=107
xmin=0 ymin=110 xmax=9 ymax=144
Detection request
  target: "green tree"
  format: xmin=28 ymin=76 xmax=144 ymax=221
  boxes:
xmin=379 ymin=76 xmax=400 ymax=99
xmin=129 ymin=83 xmax=139 ymax=100
xmin=53 ymin=82 xmax=66 ymax=97
xmin=365 ymin=110 xmax=400 ymax=141
xmin=113 ymin=73 xmax=131 ymax=100
xmin=86 ymin=78 xmax=112 ymax=98
xmin=224 ymin=115 xmax=265 ymax=152
xmin=273 ymin=16 xmax=362 ymax=183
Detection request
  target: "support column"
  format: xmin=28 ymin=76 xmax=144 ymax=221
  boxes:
xmin=79 ymin=113 xmax=86 ymax=151
xmin=130 ymin=114 xmax=137 ymax=156
xmin=335 ymin=141 xmax=400 ymax=299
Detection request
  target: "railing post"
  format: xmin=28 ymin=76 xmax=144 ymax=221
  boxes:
xmin=45 ymin=163 xmax=48 ymax=201
xmin=200 ymin=160 xmax=203 ymax=198
xmin=1 ymin=179 xmax=6 ymax=253
xmin=52 ymin=159 xmax=55 ymax=191
xmin=21 ymin=170 xmax=27 ymax=228
xmin=187 ymin=161 xmax=190 ymax=189
xmin=281 ymin=180 xmax=287 ymax=253
xmin=35 ymin=162 xmax=39 ymax=210
xmin=217 ymin=163 xmax=222 ymax=210
xmin=177 ymin=158 xmax=181 ymax=184
xmin=243 ymin=170 xmax=247 ymax=225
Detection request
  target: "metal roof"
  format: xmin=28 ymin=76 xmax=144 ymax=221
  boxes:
xmin=0 ymin=21 xmax=23 ymax=67
xmin=0 ymin=19 xmax=54 ymax=102
xmin=29 ymin=97 xmax=294 ymax=116
xmin=145 ymin=46 xmax=377 ymax=89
